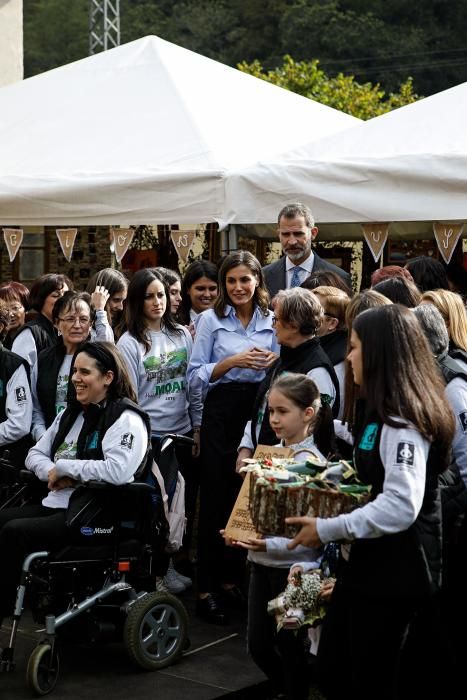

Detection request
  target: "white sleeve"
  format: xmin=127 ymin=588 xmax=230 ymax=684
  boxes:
xmin=333 ymin=419 xmax=354 ymax=445
xmin=308 ymin=367 xmax=336 ymax=407
xmin=445 ymin=377 xmax=467 ymax=486
xmin=91 ymin=310 xmax=115 ymax=343
xmin=317 ymin=424 xmax=429 ymax=543
xmin=116 ymin=334 xmax=141 ymax=394
xmin=12 ymin=329 xmax=37 ymax=368
xmin=238 ymin=420 xmax=254 ymax=451
xmin=54 ymin=410 xmax=147 ymax=484
xmin=25 ymin=413 xmax=62 ymax=481
xmin=0 ymin=364 xmax=33 ymax=444
xmin=31 ymin=362 xmax=47 ymax=442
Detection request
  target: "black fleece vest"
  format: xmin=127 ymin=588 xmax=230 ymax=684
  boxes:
xmin=251 ymin=337 xmax=340 ymax=447
xmin=36 ymin=340 xmax=76 ymax=430
xmin=0 ymin=346 xmax=33 ymax=464
xmin=51 ymin=397 xmax=152 ymax=480
xmin=440 ymin=353 xmax=467 ymax=385
xmin=15 ymin=314 xmax=57 ymax=355
xmin=346 ymin=415 xmax=442 ymax=600
xmin=319 ymin=329 xmax=348 ymax=366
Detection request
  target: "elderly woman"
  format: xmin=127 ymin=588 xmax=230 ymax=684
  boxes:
xmin=420 ymin=289 xmax=467 ymax=363
xmin=237 ymin=287 xmax=339 ymax=468
xmin=0 ymin=341 xmax=150 ymax=627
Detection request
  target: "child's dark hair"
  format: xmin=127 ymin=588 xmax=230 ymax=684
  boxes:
xmin=270 ymin=373 xmax=335 ymax=457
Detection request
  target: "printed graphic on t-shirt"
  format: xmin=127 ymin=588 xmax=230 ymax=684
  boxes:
xmin=55 ymin=372 xmax=69 ymax=414
xmin=359 ymin=423 xmax=378 ymax=451
xmin=15 ymin=386 xmax=27 ymax=403
xmin=459 ymin=410 xmax=467 ymax=434
xmin=143 ymin=348 xmax=188 ymax=400
xmin=120 ymin=433 xmax=134 ymax=450
xmin=396 ymin=441 xmax=415 ymax=467
xmin=54 ymin=440 xmax=78 ymax=461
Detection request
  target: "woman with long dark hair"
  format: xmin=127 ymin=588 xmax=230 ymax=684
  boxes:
xmin=0 ymin=341 xmax=150 ymax=627
xmin=187 ymin=251 xmax=278 ymax=623
xmin=178 ymin=260 xmax=218 ymax=333
xmin=117 ymin=268 xmax=201 ymax=593
xmin=12 ymin=273 xmax=72 ymax=368
xmin=287 ymin=305 xmax=455 ymax=700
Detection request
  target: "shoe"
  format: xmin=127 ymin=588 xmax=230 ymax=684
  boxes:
xmin=220 ymin=585 xmax=247 ymax=610
xmin=163 ymin=568 xmax=187 ymax=595
xmin=168 ymin=559 xmax=192 ymax=588
xmin=196 ymin=593 xmax=228 ymax=625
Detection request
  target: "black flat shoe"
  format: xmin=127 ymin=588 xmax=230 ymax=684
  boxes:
xmin=196 ymin=594 xmax=228 ymax=625
xmin=220 ymin=585 xmax=248 ymax=609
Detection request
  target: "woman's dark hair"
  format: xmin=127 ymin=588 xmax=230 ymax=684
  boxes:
xmin=52 ymin=291 xmax=93 ymax=325
xmin=342 ymin=290 xmax=392 ymax=426
xmin=124 ymin=268 xmax=180 ymax=352
xmin=353 ymin=305 xmax=454 ymax=469
xmin=0 ymin=300 xmax=11 ymax=341
xmin=0 ymin=281 xmax=30 ymax=309
xmin=405 ymin=256 xmax=449 ymax=293
xmin=270 ymin=373 xmax=335 ymax=458
xmin=301 ymin=269 xmax=352 ymax=296
xmin=372 ymin=277 xmax=421 ymax=307
xmin=74 ymin=341 xmax=137 ymax=402
xmin=179 ymin=260 xmax=218 ymax=325
xmin=214 ymin=251 xmax=269 ymax=318
xmin=86 ymin=268 xmax=128 ymax=298
xmin=29 ymin=274 xmax=73 ymax=313
xmin=156 ymin=267 xmax=181 ymax=287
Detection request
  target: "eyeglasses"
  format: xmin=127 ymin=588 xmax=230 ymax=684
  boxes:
xmin=323 ymin=313 xmax=337 ymax=320
xmin=58 ymin=316 xmax=91 ymax=326
xmin=6 ymin=304 xmax=24 ymax=314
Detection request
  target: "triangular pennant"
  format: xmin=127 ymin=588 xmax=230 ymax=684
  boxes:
xmin=111 ymin=227 xmax=135 ymax=263
xmin=3 ymin=228 xmax=23 ymax=262
xmin=361 ymin=223 xmax=389 ymax=263
xmin=170 ymin=230 xmax=196 ymax=263
xmin=56 ymin=228 xmax=78 ymax=262
xmin=433 ymin=222 xmax=464 ymax=264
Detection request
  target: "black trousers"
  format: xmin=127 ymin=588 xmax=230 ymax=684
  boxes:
xmin=248 ymin=563 xmax=311 ymax=700
xmin=0 ymin=504 xmax=67 ymax=620
xmin=197 ymin=382 xmax=258 ymax=592
xmin=316 ymin=576 xmax=419 ymax=700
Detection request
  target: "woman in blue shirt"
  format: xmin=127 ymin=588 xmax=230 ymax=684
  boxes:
xmin=187 ymin=251 xmax=279 ymax=624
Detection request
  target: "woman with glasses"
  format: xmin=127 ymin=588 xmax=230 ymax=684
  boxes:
xmin=31 ymin=292 xmax=95 ymax=442
xmin=0 ymin=282 xmax=30 ymax=350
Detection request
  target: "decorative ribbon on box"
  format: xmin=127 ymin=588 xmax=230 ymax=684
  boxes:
xmin=56 ymin=228 xmax=78 ymax=262
xmin=433 ymin=222 xmax=464 ymax=264
xmin=3 ymin=228 xmax=23 ymax=262
xmin=170 ymin=230 xmax=196 ymax=263
xmin=361 ymin=223 xmax=389 ymax=263
xmin=111 ymin=227 xmax=135 ymax=263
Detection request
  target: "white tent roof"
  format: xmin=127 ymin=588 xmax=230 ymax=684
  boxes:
xmin=0 ymin=35 xmax=359 ymax=226
xmin=223 ymin=79 xmax=467 ymax=226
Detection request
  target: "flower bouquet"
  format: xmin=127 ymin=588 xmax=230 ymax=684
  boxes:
xmin=267 ymin=569 xmax=335 ymax=631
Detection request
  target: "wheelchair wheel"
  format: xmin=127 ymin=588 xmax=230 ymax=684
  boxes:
xmin=26 ymin=643 xmax=60 ymax=696
xmin=124 ymin=591 xmax=188 ymax=670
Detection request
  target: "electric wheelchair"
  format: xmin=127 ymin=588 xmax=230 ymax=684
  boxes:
xmin=0 ymin=434 xmax=192 ymax=696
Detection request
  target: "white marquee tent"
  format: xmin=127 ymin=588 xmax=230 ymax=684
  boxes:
xmin=222 ymin=79 xmax=467 ymax=234
xmin=0 ymin=35 xmax=359 ymax=226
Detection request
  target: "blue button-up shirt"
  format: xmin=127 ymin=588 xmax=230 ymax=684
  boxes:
xmin=187 ymin=305 xmax=279 ymax=399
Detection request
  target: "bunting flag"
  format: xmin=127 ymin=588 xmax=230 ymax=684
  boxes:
xmin=433 ymin=222 xmax=464 ymax=264
xmin=361 ymin=223 xmax=389 ymax=263
xmin=170 ymin=230 xmax=196 ymax=263
xmin=56 ymin=228 xmax=78 ymax=262
xmin=3 ymin=228 xmax=23 ymax=262
xmin=111 ymin=227 xmax=135 ymax=263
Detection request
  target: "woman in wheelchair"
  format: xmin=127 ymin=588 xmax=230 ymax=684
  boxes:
xmin=0 ymin=341 xmax=150 ymax=627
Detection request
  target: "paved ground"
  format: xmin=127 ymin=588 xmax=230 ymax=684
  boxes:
xmin=0 ymin=587 xmax=268 ymax=700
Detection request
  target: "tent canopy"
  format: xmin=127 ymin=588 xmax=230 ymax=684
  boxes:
xmin=0 ymin=35 xmax=359 ymax=226
xmin=223 ymin=79 xmax=467 ymax=226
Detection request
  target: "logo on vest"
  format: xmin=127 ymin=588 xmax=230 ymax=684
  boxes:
xmin=80 ymin=526 xmax=114 ymax=536
xmin=459 ymin=411 xmax=467 ymax=434
xmin=359 ymin=423 xmax=378 ymax=451
xmin=396 ymin=441 xmax=415 ymax=467
xmin=86 ymin=431 xmax=99 ymax=450
xmin=121 ymin=433 xmax=134 ymax=450
xmin=15 ymin=386 xmax=27 ymax=403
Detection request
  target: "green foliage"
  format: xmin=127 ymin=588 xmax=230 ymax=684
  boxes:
xmin=238 ymin=55 xmax=419 ymax=120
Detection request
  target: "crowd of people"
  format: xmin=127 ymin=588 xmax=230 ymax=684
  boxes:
xmin=0 ymin=202 xmax=466 ymax=700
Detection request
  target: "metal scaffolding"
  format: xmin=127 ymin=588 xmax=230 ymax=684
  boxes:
xmin=89 ymin=0 xmax=120 ymax=55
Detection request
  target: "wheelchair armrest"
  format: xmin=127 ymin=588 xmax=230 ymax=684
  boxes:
xmin=19 ymin=469 xmax=37 ymax=483
xmin=83 ymin=480 xmax=156 ymax=494
xmin=160 ymin=433 xmax=195 ymax=448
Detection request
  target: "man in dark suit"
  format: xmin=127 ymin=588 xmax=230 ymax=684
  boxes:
xmin=262 ymin=202 xmax=351 ymax=298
